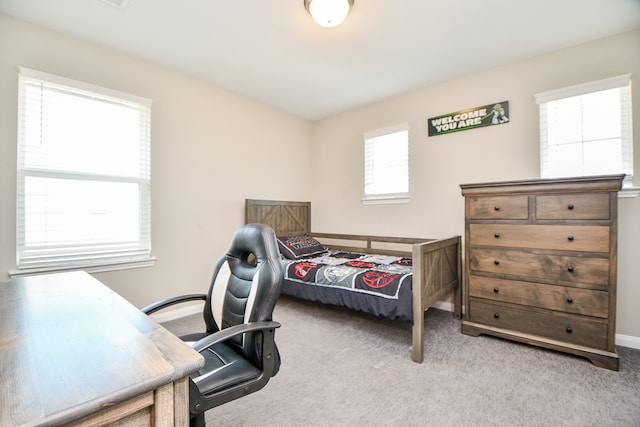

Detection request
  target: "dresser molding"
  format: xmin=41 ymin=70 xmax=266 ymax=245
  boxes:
xmin=461 ymin=174 xmax=624 ymax=370
xmin=460 ymin=174 xmax=624 ymax=196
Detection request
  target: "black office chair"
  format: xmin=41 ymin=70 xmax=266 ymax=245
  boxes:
xmin=142 ymin=223 xmax=284 ymax=427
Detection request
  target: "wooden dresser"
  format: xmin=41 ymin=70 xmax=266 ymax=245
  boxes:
xmin=460 ymin=175 xmax=624 ymax=370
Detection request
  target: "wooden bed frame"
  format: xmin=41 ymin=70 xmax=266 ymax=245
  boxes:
xmin=245 ymin=199 xmax=462 ymax=363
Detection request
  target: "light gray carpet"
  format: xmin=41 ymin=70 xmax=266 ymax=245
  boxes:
xmin=162 ymin=296 xmax=640 ymax=426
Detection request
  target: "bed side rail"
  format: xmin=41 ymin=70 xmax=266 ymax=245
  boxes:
xmin=312 ymin=232 xmax=434 ymax=257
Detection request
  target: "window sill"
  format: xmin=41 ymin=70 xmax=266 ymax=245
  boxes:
xmin=8 ymin=257 xmax=157 ymax=278
xmin=362 ymin=195 xmax=410 ymax=205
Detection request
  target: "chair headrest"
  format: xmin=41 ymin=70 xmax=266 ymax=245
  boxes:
xmin=227 ymin=223 xmax=279 ymax=264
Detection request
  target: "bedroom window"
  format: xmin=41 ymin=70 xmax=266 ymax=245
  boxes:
xmin=535 ymin=74 xmax=633 ymax=188
xmin=14 ymin=67 xmax=153 ymax=275
xmin=363 ymin=123 xmax=410 ymax=204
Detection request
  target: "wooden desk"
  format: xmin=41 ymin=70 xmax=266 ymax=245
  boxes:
xmin=0 ymin=271 xmax=204 ymax=426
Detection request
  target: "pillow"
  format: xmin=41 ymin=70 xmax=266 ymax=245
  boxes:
xmin=277 ymin=235 xmax=327 ymax=260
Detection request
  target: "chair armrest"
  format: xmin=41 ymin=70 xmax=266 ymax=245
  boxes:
xmin=141 ymin=294 xmax=207 ymax=315
xmin=189 ymin=320 xmax=282 ymax=410
xmin=191 ymin=321 xmax=281 ymax=353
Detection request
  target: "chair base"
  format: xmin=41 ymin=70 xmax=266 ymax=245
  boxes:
xmin=191 ymin=412 xmax=205 ymax=427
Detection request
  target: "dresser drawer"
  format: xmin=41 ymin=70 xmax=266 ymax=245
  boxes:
xmin=469 ymin=248 xmax=610 ymax=286
xmin=536 ymin=193 xmax=610 ymax=220
xmin=469 ymin=224 xmax=610 ymax=252
xmin=468 ymin=275 xmax=609 ymax=318
xmin=467 ymin=196 xmax=528 ymax=219
xmin=468 ymin=299 xmax=608 ymax=349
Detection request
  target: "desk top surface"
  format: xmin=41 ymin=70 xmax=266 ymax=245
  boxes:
xmin=0 ymin=271 xmax=204 ymax=426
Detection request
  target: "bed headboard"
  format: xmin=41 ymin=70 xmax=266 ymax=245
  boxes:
xmin=245 ymin=199 xmax=311 ymax=237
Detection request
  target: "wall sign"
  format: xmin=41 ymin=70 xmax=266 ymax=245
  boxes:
xmin=428 ymin=101 xmax=509 ymax=137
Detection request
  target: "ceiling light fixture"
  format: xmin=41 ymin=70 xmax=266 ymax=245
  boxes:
xmin=304 ymin=0 xmax=354 ymax=28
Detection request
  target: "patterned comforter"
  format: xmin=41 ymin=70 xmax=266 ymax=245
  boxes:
xmin=280 ymin=250 xmax=414 ymax=322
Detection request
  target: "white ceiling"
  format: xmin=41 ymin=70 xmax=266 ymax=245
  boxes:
xmin=1 ymin=0 xmax=639 ymax=120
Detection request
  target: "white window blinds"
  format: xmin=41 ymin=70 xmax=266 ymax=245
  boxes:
xmin=16 ymin=67 xmax=152 ymax=272
xmin=363 ymin=124 xmax=410 ymax=203
xmin=535 ymin=74 xmax=633 ymax=185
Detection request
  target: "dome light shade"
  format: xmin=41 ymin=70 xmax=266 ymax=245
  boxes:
xmin=304 ymin=0 xmax=354 ymax=28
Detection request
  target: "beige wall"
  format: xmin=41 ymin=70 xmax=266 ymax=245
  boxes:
xmin=0 ymin=14 xmax=312 ymax=307
xmin=1 ymin=13 xmax=638 ymax=343
xmin=310 ymin=29 xmax=640 ymax=341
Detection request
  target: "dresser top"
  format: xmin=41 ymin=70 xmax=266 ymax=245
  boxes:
xmin=460 ymin=174 xmax=624 ymax=196
xmin=0 ymin=271 xmax=204 ymax=426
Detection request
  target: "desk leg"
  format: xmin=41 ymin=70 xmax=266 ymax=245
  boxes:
xmin=173 ymin=377 xmax=190 ymax=426
xmin=154 ymin=379 xmax=190 ymax=426
xmin=153 ymin=382 xmax=175 ymax=426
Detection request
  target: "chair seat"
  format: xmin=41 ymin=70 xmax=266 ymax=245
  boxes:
xmin=191 ymin=341 xmax=262 ymax=395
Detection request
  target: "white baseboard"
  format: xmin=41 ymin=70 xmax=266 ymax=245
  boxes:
xmin=149 ymin=298 xmax=640 ymax=351
xmin=430 ymin=301 xmax=640 ymax=350
xmin=152 ymin=300 xmax=456 ymax=323
xmin=615 ymin=333 xmax=640 ymax=350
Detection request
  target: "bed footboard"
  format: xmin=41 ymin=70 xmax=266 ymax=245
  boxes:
xmin=314 ymin=232 xmax=462 ymax=363
xmin=411 ymin=236 xmax=462 ymax=363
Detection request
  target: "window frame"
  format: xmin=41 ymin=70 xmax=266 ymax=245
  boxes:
xmin=12 ymin=67 xmax=154 ymax=277
xmin=535 ymin=74 xmax=634 ymax=190
xmin=362 ymin=123 xmax=410 ymax=204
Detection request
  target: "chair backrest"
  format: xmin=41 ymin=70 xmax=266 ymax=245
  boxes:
xmin=203 ymin=223 xmax=283 ymax=367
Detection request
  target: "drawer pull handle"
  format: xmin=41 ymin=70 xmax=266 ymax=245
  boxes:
xmin=494 ymin=260 xmax=500 ymax=265
xmin=568 ymin=204 xmax=575 ymax=210
xmin=566 ymin=327 xmax=573 ymax=334
xmin=567 ymin=266 xmax=574 ymax=273
xmin=494 ymin=205 xmax=501 ymax=211
xmin=494 ymin=233 xmax=500 ymax=238
xmin=567 ymin=297 xmax=573 ymax=304
xmin=494 ymin=313 xmax=500 ymax=319
xmin=493 ymin=287 xmax=499 ymax=293
xmin=568 ymin=235 xmax=574 ymax=241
